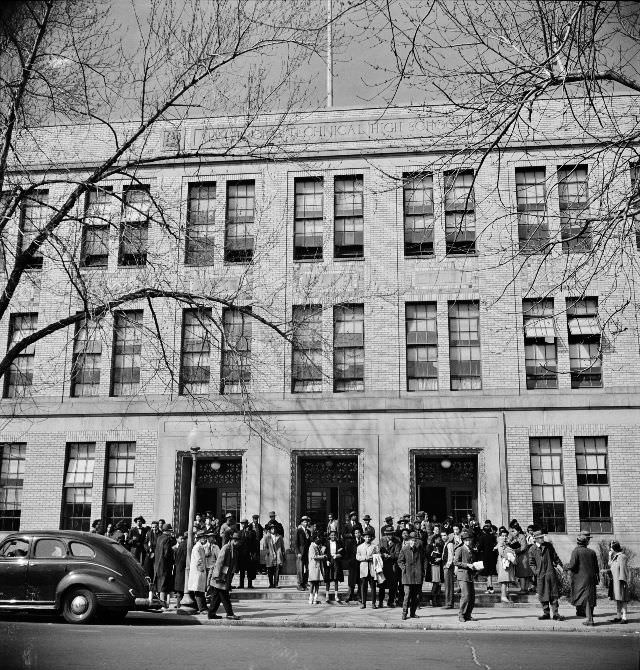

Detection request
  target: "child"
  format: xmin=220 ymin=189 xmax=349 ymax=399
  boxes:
xmin=308 ymin=533 xmax=327 ymax=604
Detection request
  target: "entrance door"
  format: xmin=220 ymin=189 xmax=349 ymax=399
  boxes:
xmin=194 ymin=458 xmax=242 ymax=522
xmin=300 ymin=457 xmax=358 ymax=529
xmin=415 ymin=456 xmax=477 ymax=524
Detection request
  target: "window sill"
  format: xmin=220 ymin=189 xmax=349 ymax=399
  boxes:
xmin=332 ymin=256 xmax=365 ymax=262
xmin=445 ymin=253 xmax=478 ymax=258
xmin=293 ymin=258 xmax=323 ymax=264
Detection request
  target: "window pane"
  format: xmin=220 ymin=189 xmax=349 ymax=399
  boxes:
xmin=405 ymin=302 xmax=437 ymax=390
xmin=225 ymin=181 xmax=255 ymax=262
xmin=111 ymin=311 xmax=143 ymax=396
xmin=19 ymin=191 xmax=47 ymax=269
xmin=292 ymin=305 xmax=322 ymax=393
xmin=334 ymin=176 xmax=363 ymax=258
xmin=186 ymin=183 xmax=216 ymax=265
xmin=4 ymin=313 xmax=38 ymax=398
xmin=180 ymin=309 xmax=212 ymax=395
xmin=448 ymin=302 xmax=481 ymax=390
xmin=404 ymin=173 xmax=434 ymax=256
xmin=0 ymin=443 xmax=26 ymax=531
xmin=333 ymin=304 xmax=364 ymax=392
xmin=294 ymin=178 xmax=323 ymax=260
xmin=220 ymin=308 xmax=251 ymax=393
xmin=530 ymin=437 xmax=565 ymax=532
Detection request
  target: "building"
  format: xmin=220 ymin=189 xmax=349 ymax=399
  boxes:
xmin=1 ymin=98 xmax=639 ymax=558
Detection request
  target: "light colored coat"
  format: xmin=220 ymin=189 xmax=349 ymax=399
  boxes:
xmin=356 ymin=542 xmax=379 ymax=578
xmin=308 ymin=542 xmax=326 ymax=582
xmin=609 ymin=551 xmax=631 ymax=602
xmin=261 ymin=532 xmax=285 ymax=567
xmin=187 ymin=541 xmax=207 ymax=592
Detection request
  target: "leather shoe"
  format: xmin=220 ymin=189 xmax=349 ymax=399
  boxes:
xmin=552 ymin=615 xmax=564 ymax=621
xmin=207 ymin=613 xmax=222 ymax=620
xmin=402 ymin=612 xmax=408 ymax=620
xmin=226 ymin=614 xmax=241 ymax=620
xmin=372 ymin=603 xmax=378 ymax=609
xmin=538 ymin=614 xmax=550 ymax=620
xmin=582 ymin=620 xmax=595 ymax=627
xmin=360 ymin=604 xmax=366 ymax=609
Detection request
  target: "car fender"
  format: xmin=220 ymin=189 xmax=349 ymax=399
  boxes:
xmin=55 ymin=565 xmax=130 ymax=609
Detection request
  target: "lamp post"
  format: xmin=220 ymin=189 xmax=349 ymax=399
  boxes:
xmin=178 ymin=428 xmax=200 ymax=613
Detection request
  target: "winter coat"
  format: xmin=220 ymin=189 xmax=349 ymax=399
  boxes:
xmin=173 ymin=542 xmax=187 ymax=592
xmin=426 ymin=537 xmax=444 ymax=582
xmin=205 ymin=542 xmax=220 ymax=571
xmin=609 ymin=551 xmax=630 ymax=603
xmin=308 ymin=542 xmax=326 ymax=582
xmin=528 ymin=542 xmax=563 ymax=601
xmin=356 ymin=542 xmax=380 ymax=579
xmin=381 ymin=540 xmax=401 ymax=581
xmin=477 ymin=530 xmax=498 ymax=576
xmin=238 ymin=528 xmax=259 ymax=569
xmin=261 ymin=533 xmax=285 ymax=568
xmin=453 ymin=543 xmax=475 ymax=583
xmin=566 ymin=545 xmax=600 ymax=608
xmin=153 ymin=532 xmax=175 ymax=593
xmin=187 ymin=541 xmax=207 ymax=592
xmin=510 ymin=531 xmax=532 ymax=578
xmin=210 ymin=541 xmax=238 ymax=591
xmin=496 ymin=539 xmax=516 ymax=584
xmin=397 ymin=543 xmax=426 ymax=585
xmin=295 ymin=526 xmax=312 ymax=557
xmin=325 ymin=538 xmax=345 ymax=582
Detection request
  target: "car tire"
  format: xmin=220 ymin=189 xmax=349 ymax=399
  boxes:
xmin=100 ymin=607 xmax=128 ymax=624
xmin=61 ymin=587 xmax=98 ymax=624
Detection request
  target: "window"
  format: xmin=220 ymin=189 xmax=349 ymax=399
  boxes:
xmin=575 ymin=437 xmax=612 ymax=533
xmin=448 ymin=301 xmax=481 ymax=390
xmin=334 ymin=176 xmax=363 ymax=258
xmin=294 ymin=178 xmax=323 ymax=260
xmin=119 ymin=186 xmax=150 ymax=266
xmin=18 ymin=190 xmax=47 ymax=269
xmin=81 ymin=187 xmax=112 ymax=267
xmin=0 ymin=443 xmax=26 ymax=531
xmin=4 ymin=313 xmax=37 ymax=398
xmin=530 ymin=437 xmax=565 ymax=532
xmin=62 ymin=443 xmax=95 ymax=531
xmin=185 ymin=183 xmax=216 ymax=265
xmin=225 ymin=181 xmax=255 ymax=262
xmin=558 ymin=165 xmax=591 ymax=253
xmin=333 ymin=304 xmax=364 ymax=392
xmin=180 ymin=308 xmax=212 ymax=395
xmin=403 ymin=173 xmax=434 ymax=256
xmin=111 ymin=310 xmax=143 ymax=396
xmin=631 ymin=165 xmax=640 ymax=251
xmin=444 ymin=170 xmax=475 ymax=254
xmin=405 ymin=302 xmax=437 ymax=390
xmin=220 ymin=308 xmax=251 ymax=394
xmin=566 ymin=298 xmax=601 ymax=388
xmin=292 ymin=304 xmax=322 ymax=392
xmin=523 ymin=299 xmax=557 ymax=389
xmin=105 ymin=442 xmax=135 ymax=526
xmin=516 ymin=168 xmax=548 ymax=253
xmin=34 ymin=538 xmax=66 ymax=559
xmin=0 ymin=538 xmax=29 ymax=557
xmin=70 ymin=317 xmax=102 ymax=397
xmin=69 ymin=541 xmax=95 ymax=558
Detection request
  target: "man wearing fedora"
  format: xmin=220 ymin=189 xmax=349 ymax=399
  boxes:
xmin=208 ymin=531 xmax=241 ymax=620
xmin=566 ymin=531 xmax=600 ymax=626
xmin=187 ymin=530 xmax=209 ymax=613
xmin=453 ymin=529 xmax=477 ymax=622
xmin=154 ymin=523 xmax=175 ymax=609
xmin=528 ymin=529 xmax=564 ymax=621
xmin=219 ymin=512 xmax=236 ymax=544
xmin=295 ymin=515 xmax=312 ymax=591
xmin=128 ymin=516 xmax=147 ymax=564
xmin=361 ymin=514 xmax=376 ymax=540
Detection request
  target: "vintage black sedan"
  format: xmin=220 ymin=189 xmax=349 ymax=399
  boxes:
xmin=0 ymin=530 xmax=157 ymax=623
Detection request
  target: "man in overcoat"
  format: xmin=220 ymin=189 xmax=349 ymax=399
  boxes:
xmin=154 ymin=523 xmax=175 ymax=609
xmin=565 ymin=532 xmax=600 ymax=626
xmin=356 ymin=530 xmax=380 ymax=608
xmin=528 ymin=530 xmax=564 ymax=620
xmin=295 ymin=515 xmax=312 ymax=591
xmin=343 ymin=526 xmax=363 ymax=602
xmin=453 ymin=529 xmax=477 ymax=622
xmin=208 ymin=531 xmax=241 ymax=620
xmin=187 ymin=530 xmax=208 ymax=613
xmin=264 ymin=511 xmax=284 ymax=536
xmin=128 ymin=516 xmax=147 ymax=564
xmin=237 ymin=519 xmax=259 ymax=589
xmin=397 ymin=531 xmax=425 ymax=619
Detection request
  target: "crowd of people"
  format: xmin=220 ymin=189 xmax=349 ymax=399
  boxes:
xmin=89 ymin=510 xmax=631 ymax=624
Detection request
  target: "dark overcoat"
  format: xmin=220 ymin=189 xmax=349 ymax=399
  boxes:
xmin=325 ymin=538 xmax=345 ymax=581
xmin=397 ymin=543 xmax=426 ymax=585
xmin=476 ymin=530 xmax=497 ymax=576
xmin=528 ymin=542 xmax=562 ymax=601
xmin=211 ymin=541 xmax=239 ymax=591
xmin=566 ymin=545 xmax=600 ymax=607
xmin=154 ymin=533 xmax=175 ymax=592
xmin=173 ymin=542 xmax=187 ymax=592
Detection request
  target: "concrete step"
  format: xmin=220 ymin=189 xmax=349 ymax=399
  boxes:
xmin=228 ymin=586 xmax=542 ymax=607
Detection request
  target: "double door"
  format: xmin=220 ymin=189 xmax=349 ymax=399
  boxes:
xmin=300 ymin=457 xmax=358 ymax=528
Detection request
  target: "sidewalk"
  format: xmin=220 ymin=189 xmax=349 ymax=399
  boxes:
xmin=172 ymin=597 xmax=639 ymax=634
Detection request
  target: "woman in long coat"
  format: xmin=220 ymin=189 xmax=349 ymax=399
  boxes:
xmin=187 ymin=532 xmax=208 ymax=612
xmin=608 ymin=541 xmax=630 ymax=624
xmin=565 ymin=534 xmax=600 ymax=625
xmin=495 ymin=528 xmax=516 ymax=603
xmin=154 ymin=525 xmax=175 ymax=608
xmin=308 ymin=534 xmax=327 ymax=604
xmin=508 ymin=520 xmax=531 ymax=592
xmin=261 ymin=526 xmax=285 ymax=588
xmin=477 ymin=522 xmax=497 ymax=593
xmin=173 ymin=534 xmax=187 ymax=607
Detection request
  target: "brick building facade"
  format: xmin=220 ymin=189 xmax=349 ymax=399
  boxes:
xmin=1 ymin=99 xmax=639 ymax=559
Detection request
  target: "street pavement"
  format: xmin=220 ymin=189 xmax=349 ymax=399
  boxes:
xmin=0 ymin=616 xmax=637 ymax=670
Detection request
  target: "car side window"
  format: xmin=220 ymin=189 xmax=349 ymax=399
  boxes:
xmin=0 ymin=539 xmax=29 ymax=558
xmin=34 ymin=539 xmax=67 ymax=559
xmin=69 ymin=542 xmax=95 ymax=559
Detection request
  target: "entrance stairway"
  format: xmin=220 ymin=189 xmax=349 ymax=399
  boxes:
xmin=228 ymin=573 xmax=542 ymax=607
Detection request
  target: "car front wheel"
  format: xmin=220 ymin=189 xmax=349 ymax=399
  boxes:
xmin=61 ymin=587 xmax=98 ymax=624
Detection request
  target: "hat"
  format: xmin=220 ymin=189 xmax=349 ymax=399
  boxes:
xmin=162 ymin=523 xmax=173 ymax=532
xmin=196 ymin=530 xmax=206 ymax=538
xmin=417 ymin=511 xmax=425 ymax=517
xmin=269 ymin=511 xmax=276 ymax=516
xmin=363 ymin=514 xmax=371 ymax=521
xmin=460 ymin=530 xmax=472 ymax=539
xmin=349 ymin=511 xmax=358 ymax=518
xmin=252 ymin=514 xmax=259 ymax=519
xmin=533 ymin=530 xmax=545 ymax=539
xmin=225 ymin=513 xmax=232 ymax=518
xmin=301 ymin=515 xmax=311 ymax=522
xmin=134 ymin=516 xmax=146 ymax=524
xmin=384 ymin=516 xmax=393 ymax=522
xmin=240 ymin=519 xmax=249 ymax=525
xmin=403 ymin=514 xmax=411 ymax=520
xmin=484 ymin=519 xmax=492 ymax=526
xmin=577 ymin=535 xmax=588 ymax=545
